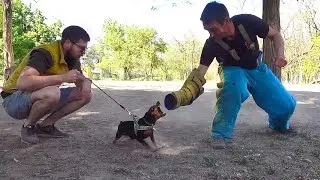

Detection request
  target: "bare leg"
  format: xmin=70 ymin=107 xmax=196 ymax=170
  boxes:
xmin=137 ymin=139 xmax=151 ymax=149
xmin=150 ymin=132 xmax=159 ymax=151
xmin=113 ymin=130 xmax=122 ymax=144
xmin=20 ymin=86 xmax=60 ymax=144
xmin=40 ymin=87 xmax=92 ymax=126
xmin=150 ymin=132 xmax=157 ymax=147
xmin=24 ymin=86 xmax=61 ymax=126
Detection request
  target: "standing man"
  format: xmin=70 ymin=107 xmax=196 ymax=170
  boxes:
xmin=1 ymin=25 xmax=92 ymax=144
xmin=165 ymin=2 xmax=296 ymax=149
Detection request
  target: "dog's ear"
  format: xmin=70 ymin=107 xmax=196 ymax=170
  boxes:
xmin=156 ymin=101 xmax=160 ymax=106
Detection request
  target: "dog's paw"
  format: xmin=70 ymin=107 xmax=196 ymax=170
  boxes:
xmin=151 ymin=145 xmax=162 ymax=152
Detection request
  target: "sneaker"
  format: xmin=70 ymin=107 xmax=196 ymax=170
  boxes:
xmin=21 ymin=125 xmax=39 ymax=144
xmin=210 ymin=138 xmax=233 ymax=150
xmin=36 ymin=124 xmax=69 ymax=138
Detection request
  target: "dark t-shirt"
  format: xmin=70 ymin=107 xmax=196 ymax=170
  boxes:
xmin=200 ymin=14 xmax=269 ymax=69
xmin=27 ymin=48 xmax=82 ymax=74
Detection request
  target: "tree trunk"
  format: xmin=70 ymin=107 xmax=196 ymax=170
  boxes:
xmin=124 ymin=67 xmax=128 ymax=80
xmin=299 ymin=64 xmax=303 ymax=84
xmin=2 ymin=0 xmax=14 ymax=83
xmin=262 ymin=0 xmax=281 ymax=80
xmin=150 ymin=65 xmax=153 ymax=80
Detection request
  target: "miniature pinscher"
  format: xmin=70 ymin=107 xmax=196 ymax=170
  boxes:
xmin=113 ymin=101 xmax=166 ymax=150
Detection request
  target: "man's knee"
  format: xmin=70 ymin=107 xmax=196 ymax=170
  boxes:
xmin=82 ymin=91 xmax=92 ymax=104
xmin=283 ymin=95 xmax=296 ymax=116
xmin=74 ymin=88 xmax=92 ymax=105
xmin=32 ymin=86 xmax=60 ymax=106
xmin=275 ymin=93 xmax=297 ymax=118
xmin=218 ymin=82 xmax=249 ymax=104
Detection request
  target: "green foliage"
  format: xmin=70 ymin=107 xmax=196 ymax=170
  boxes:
xmin=82 ymin=45 xmax=99 ymax=69
xmin=96 ymin=19 xmax=167 ymax=80
xmin=0 ymin=0 xmax=62 ymax=72
xmin=91 ymin=19 xmax=219 ymax=81
xmin=282 ymin=7 xmax=320 ymax=84
xmin=302 ymin=33 xmax=320 ymax=83
xmin=85 ymin=66 xmax=93 ymax=79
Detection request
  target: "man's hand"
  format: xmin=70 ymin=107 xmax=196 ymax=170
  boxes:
xmin=274 ymin=56 xmax=287 ymax=68
xmin=62 ymin=69 xmax=81 ymax=83
xmin=75 ymin=73 xmax=92 ymax=97
xmin=75 ymin=73 xmax=89 ymax=87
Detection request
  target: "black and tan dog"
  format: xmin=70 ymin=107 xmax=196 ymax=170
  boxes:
xmin=113 ymin=101 xmax=166 ymax=150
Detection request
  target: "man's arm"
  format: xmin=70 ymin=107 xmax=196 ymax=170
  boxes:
xmin=245 ymin=14 xmax=287 ymax=67
xmin=17 ymin=67 xmax=62 ymax=91
xmin=266 ymin=26 xmax=284 ymax=58
xmin=198 ymin=64 xmax=209 ymax=77
xmin=198 ymin=38 xmax=216 ymax=77
xmin=73 ymin=60 xmax=92 ymax=95
xmin=16 ymin=49 xmax=79 ymax=91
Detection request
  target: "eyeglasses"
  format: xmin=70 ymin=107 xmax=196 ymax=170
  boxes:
xmin=70 ymin=40 xmax=87 ymax=52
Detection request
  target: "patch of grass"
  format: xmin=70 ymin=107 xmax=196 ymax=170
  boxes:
xmin=295 ymin=175 xmax=304 ymax=179
xmin=266 ymin=166 xmax=276 ymax=175
xmin=272 ymin=134 xmax=290 ymax=141
xmin=203 ymin=156 xmax=217 ymax=168
xmin=311 ymin=150 xmax=320 ymax=158
xmin=205 ymin=171 xmax=219 ymax=179
xmin=298 ymin=131 xmax=313 ymax=141
xmin=248 ymin=176 xmax=261 ymax=180
xmin=268 ymin=141 xmax=278 ymax=148
xmin=249 ymin=166 xmax=258 ymax=173
xmin=236 ymin=156 xmax=249 ymax=166
xmin=294 ymin=148 xmax=304 ymax=156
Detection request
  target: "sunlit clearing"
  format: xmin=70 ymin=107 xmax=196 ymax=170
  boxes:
xmin=159 ymin=146 xmax=194 ymax=155
xmin=76 ymin=112 xmax=100 ymax=116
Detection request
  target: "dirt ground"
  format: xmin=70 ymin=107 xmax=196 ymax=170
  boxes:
xmin=1 ymin=81 xmax=320 ymax=180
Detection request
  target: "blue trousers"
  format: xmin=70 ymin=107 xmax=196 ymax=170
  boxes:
xmin=212 ymin=55 xmax=296 ymax=140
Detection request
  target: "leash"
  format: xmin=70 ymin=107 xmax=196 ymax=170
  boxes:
xmin=89 ymin=79 xmax=135 ymax=117
xmin=88 ymin=79 xmax=154 ymax=135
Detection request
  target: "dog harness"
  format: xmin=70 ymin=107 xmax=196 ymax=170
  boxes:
xmin=133 ymin=115 xmax=154 ymax=136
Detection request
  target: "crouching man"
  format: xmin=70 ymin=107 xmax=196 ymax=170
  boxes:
xmin=1 ymin=25 xmax=92 ymax=144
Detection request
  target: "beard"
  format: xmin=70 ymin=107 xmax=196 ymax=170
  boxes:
xmin=65 ymin=50 xmax=77 ymax=69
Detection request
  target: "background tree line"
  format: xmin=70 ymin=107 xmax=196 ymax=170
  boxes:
xmin=1 ymin=0 xmax=320 ymax=84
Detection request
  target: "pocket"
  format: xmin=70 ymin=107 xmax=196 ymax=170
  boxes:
xmin=255 ymin=63 xmax=267 ymax=73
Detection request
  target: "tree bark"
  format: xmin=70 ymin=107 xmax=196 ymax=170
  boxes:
xmin=262 ymin=0 xmax=281 ymax=80
xmin=2 ymin=0 xmax=14 ymax=83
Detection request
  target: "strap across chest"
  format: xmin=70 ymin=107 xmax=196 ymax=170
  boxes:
xmin=214 ymin=24 xmax=255 ymax=61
